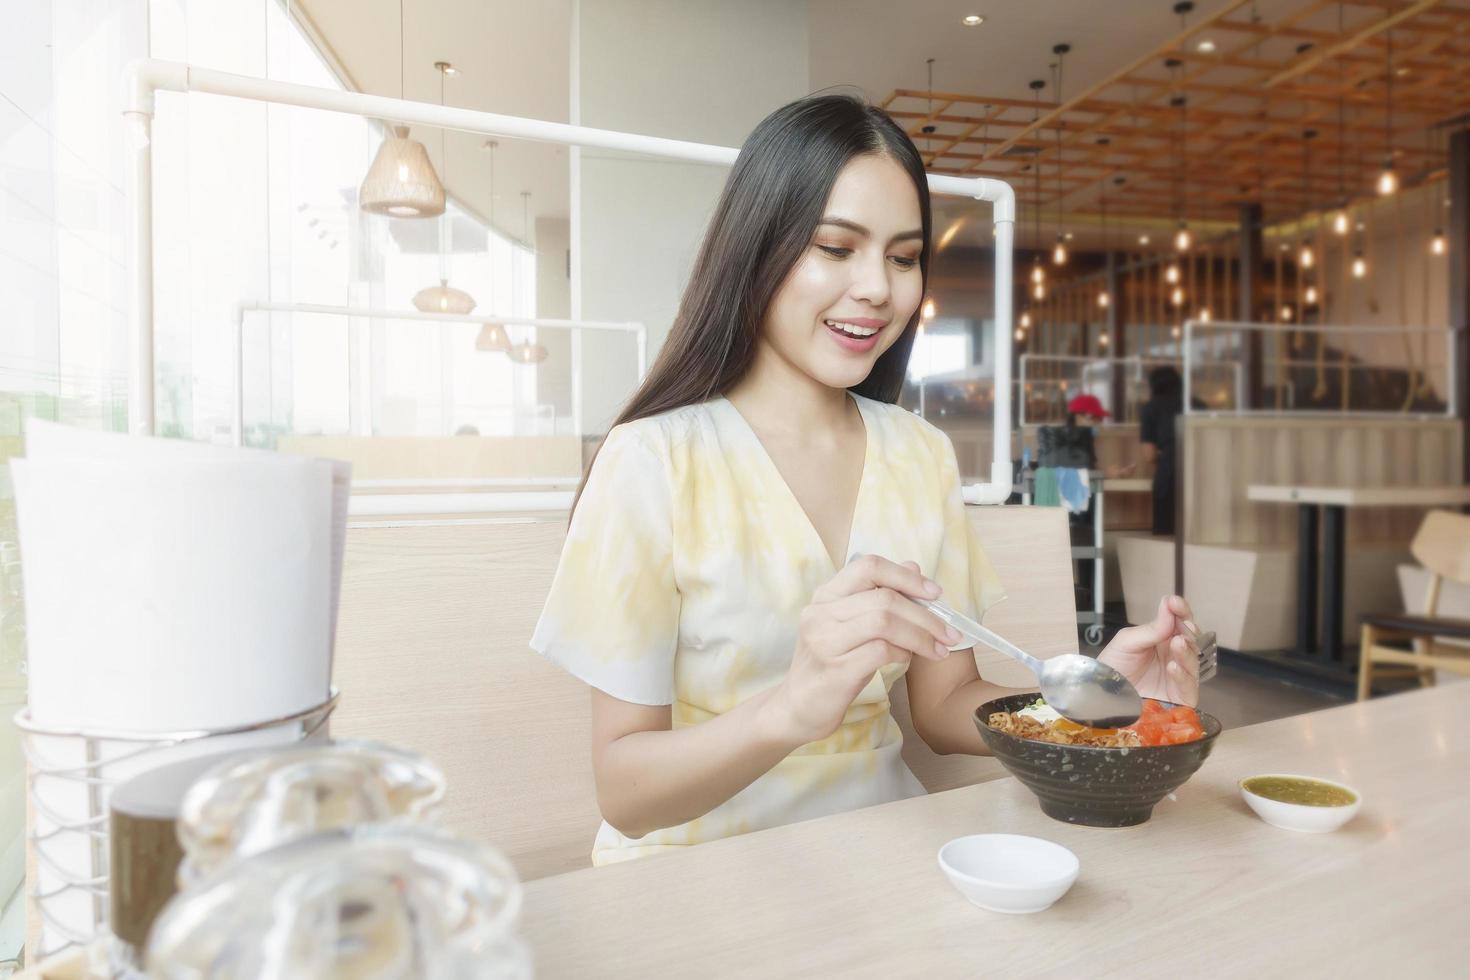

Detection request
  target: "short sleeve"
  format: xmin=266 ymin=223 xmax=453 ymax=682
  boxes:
xmin=930 ymin=434 xmax=1007 ymax=630
xmin=530 ymin=424 xmax=680 ymax=705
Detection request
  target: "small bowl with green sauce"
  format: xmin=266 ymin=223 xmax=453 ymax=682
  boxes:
xmin=1239 ymin=774 xmax=1361 ymax=833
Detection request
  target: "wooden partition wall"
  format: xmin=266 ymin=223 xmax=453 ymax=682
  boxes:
xmin=278 ymin=435 xmax=582 ymax=480
xmin=1181 ymin=416 xmax=1464 ymax=548
xmin=331 ymin=505 xmax=1077 ymax=881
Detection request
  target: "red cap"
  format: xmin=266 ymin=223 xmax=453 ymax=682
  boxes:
xmin=1067 ymin=394 xmax=1111 ymax=419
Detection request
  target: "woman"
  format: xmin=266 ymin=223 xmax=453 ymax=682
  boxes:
xmin=1138 ymin=366 xmax=1191 ymax=536
xmin=532 ymin=95 xmax=1200 ymax=865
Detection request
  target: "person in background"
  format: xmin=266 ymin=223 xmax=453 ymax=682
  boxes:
xmin=1138 ymin=366 xmax=1192 ymax=536
xmin=1065 ymin=393 xmax=1135 ymax=479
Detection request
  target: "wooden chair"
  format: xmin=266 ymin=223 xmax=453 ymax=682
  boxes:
xmin=331 ymin=505 xmax=1078 ymax=880
xmin=1357 ymin=509 xmax=1470 ymax=700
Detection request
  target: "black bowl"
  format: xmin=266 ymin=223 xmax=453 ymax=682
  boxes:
xmin=975 ymin=693 xmax=1223 ymax=827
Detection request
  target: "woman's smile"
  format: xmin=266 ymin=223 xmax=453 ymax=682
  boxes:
xmin=822 ymin=316 xmax=888 ymax=353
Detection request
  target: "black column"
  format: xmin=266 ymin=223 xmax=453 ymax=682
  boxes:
xmin=1106 ymin=251 xmax=1127 ymax=417
xmin=1238 ymin=202 xmax=1265 ymax=410
xmin=1321 ymin=504 xmax=1347 ymax=664
xmin=1296 ymin=504 xmax=1319 ymax=655
xmin=1450 ymin=129 xmax=1470 ymax=482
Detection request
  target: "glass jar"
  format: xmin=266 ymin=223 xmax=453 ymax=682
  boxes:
xmin=175 ymin=740 xmax=446 ymax=886
xmin=147 ymin=825 xmax=530 ymax=979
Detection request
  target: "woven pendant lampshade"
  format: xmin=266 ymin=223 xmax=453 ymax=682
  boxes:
xmin=360 ymin=126 xmax=445 ymax=218
xmin=508 ymin=342 xmax=548 ymax=364
xmin=413 ymin=279 xmax=476 ymax=314
xmin=475 ymin=323 xmax=510 ymax=352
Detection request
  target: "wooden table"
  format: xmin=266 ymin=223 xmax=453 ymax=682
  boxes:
xmin=1247 ymin=484 xmax=1470 ymax=671
xmin=1100 ymin=477 xmax=1153 ymax=493
xmin=521 ymin=684 xmax=1469 ymax=977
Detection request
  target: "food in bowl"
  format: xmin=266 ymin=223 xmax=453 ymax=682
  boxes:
xmin=1239 ymin=774 xmax=1362 ymax=833
xmin=1240 ymin=775 xmax=1356 ymax=807
xmin=975 ymin=692 xmax=1223 ymax=827
xmin=987 ymin=697 xmax=1205 ymax=748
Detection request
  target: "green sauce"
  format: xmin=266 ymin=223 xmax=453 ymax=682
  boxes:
xmin=1243 ymin=776 xmax=1357 ymax=807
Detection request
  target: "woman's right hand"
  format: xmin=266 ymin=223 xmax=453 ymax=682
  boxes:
xmin=764 ymin=555 xmax=961 ymax=747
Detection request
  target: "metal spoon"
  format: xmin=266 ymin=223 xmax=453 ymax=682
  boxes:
xmin=916 ymin=598 xmax=1143 ymax=728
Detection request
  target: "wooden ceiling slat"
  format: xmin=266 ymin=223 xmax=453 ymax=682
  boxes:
xmin=883 ymin=0 xmax=1466 ymax=223
xmin=1266 ymin=0 xmax=1446 ymax=87
xmin=982 ymin=0 xmax=1257 ymax=160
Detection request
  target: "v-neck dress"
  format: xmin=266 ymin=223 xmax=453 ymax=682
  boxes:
xmin=530 ymin=394 xmax=1006 ymax=866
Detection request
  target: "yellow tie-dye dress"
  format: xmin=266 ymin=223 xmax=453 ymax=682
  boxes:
xmin=531 ymin=393 xmax=1005 ymax=865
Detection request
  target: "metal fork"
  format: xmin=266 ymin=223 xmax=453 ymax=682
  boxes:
xmin=1182 ymin=622 xmax=1219 ymax=683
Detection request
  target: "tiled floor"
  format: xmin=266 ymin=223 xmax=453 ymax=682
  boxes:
xmin=1195 ymin=665 xmax=1347 ymax=729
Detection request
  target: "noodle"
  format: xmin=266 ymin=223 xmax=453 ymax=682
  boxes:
xmin=987 ymin=711 xmax=1142 ymax=748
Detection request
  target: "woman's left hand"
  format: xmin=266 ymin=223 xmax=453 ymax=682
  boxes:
xmin=1096 ymin=595 xmax=1200 ymax=707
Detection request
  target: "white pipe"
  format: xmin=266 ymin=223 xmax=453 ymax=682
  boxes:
xmin=232 ymin=301 xmax=645 ymax=446
xmin=123 ymin=59 xmax=1017 ymax=501
xmin=348 ymin=491 xmax=572 ymax=517
xmin=972 ymin=206 xmax=1015 ymax=505
xmin=569 ymin=0 xmax=585 ymax=438
xmin=354 ymin=477 xmax=577 ymax=489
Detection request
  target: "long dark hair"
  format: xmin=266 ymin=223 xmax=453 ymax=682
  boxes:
xmin=573 ymin=94 xmax=932 ymax=510
xmin=1148 ymin=365 xmax=1183 ymax=403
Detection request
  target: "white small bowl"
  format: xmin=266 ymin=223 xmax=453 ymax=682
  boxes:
xmin=937 ymin=834 xmax=1080 ymax=914
xmin=1240 ymin=774 xmax=1362 ymax=833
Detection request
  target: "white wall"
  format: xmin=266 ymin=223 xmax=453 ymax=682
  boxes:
xmin=576 ymin=0 xmax=810 ymax=433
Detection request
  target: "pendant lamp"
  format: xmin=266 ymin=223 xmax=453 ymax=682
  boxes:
xmin=359 ymin=2 xmax=444 ymax=217
xmin=1376 ymin=30 xmax=1398 ymax=197
xmin=509 ymin=342 xmax=549 ymax=365
xmin=476 ymin=323 xmax=511 ymax=352
xmin=413 ymin=62 xmax=476 ymax=312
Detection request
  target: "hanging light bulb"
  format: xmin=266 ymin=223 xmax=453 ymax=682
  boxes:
xmin=1280 ymin=304 xmax=1294 ymax=322
xmin=509 ymin=342 xmax=549 ymax=364
xmin=921 ymin=298 xmax=937 ymax=321
xmin=1170 ymin=325 xmax=1182 ymax=339
xmin=1015 ymin=328 xmax=1025 ymax=342
xmin=1305 ymin=285 xmax=1319 ymax=305
xmin=360 ymin=126 xmax=446 ymax=217
xmin=1174 ymin=223 xmax=1191 ymax=252
xmin=1430 ymin=230 xmax=1447 ymax=256
xmin=412 ymin=62 xmax=476 ymax=310
xmin=1171 ymin=286 xmax=1185 ymax=307
xmin=1138 ymin=234 xmax=1151 ymax=246
xmin=1033 ymin=282 xmax=1046 ymax=301
xmin=1198 ymin=308 xmax=1212 ymax=323
xmin=1052 ymin=236 xmax=1068 ymax=266
xmin=360 ymin=2 xmax=444 ymax=216
xmin=1378 ymin=31 xmax=1398 ymax=198
xmin=413 ymin=279 xmax=476 ymax=314
xmin=1019 ymin=311 xmax=1032 ymax=329
xmin=475 ymin=322 xmax=510 ymax=352
xmin=1376 ymin=161 xmax=1397 ymax=196
xmin=1165 ymin=263 xmax=1180 ymax=285
xmin=1031 ymin=262 xmax=1045 ymax=285
xmin=1097 ymin=290 xmax=1110 ymax=309
xmin=1332 ymin=210 xmax=1350 ymax=235
xmin=1352 ymin=252 xmax=1368 ymax=279
xmin=1299 ymin=244 xmax=1315 ymax=268
xmin=1099 ymin=332 xmax=1110 ymax=347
